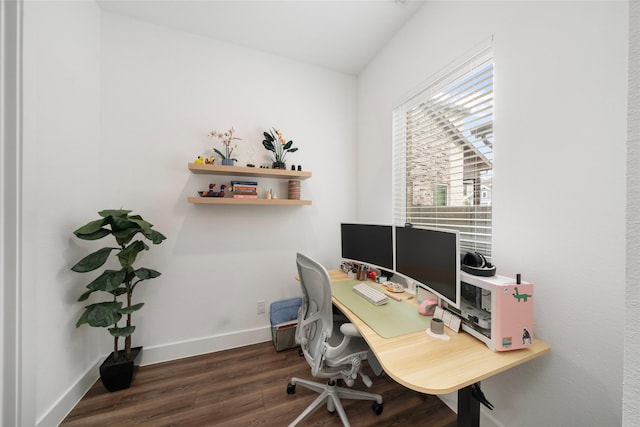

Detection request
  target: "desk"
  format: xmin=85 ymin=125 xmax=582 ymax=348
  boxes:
xmin=328 ymin=270 xmax=550 ymax=427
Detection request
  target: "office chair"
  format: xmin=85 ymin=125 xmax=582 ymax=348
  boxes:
xmin=287 ymin=253 xmax=383 ymax=427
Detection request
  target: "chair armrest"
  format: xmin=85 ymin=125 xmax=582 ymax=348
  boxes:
xmin=325 ymin=323 xmax=362 ymax=359
xmin=340 ymin=323 xmax=361 ymax=338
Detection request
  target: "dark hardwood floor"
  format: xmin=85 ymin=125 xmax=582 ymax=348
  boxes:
xmin=61 ymin=341 xmax=457 ymax=426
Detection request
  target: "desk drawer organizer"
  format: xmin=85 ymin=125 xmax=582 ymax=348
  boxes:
xmin=270 ymin=297 xmax=302 ymax=351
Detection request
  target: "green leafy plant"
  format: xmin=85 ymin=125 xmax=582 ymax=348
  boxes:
xmin=71 ymin=209 xmax=167 ymax=361
xmin=262 ymin=127 xmax=298 ymax=164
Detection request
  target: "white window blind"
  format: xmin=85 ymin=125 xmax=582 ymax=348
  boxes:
xmin=392 ymin=41 xmax=494 ymax=258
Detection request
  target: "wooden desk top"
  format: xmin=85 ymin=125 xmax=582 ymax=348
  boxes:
xmin=329 ymin=270 xmax=550 ymax=395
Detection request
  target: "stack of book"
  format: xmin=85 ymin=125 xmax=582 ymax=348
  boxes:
xmin=231 ymin=180 xmax=258 ymax=199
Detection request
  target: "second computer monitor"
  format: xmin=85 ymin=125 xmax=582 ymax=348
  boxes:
xmin=340 ymin=223 xmax=394 ymax=272
xmin=394 ymin=225 xmax=460 ymax=308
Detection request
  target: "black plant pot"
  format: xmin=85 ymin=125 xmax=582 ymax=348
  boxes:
xmin=99 ymin=346 xmax=143 ymax=392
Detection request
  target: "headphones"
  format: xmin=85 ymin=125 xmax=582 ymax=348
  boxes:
xmin=462 ymin=252 xmax=496 ymax=277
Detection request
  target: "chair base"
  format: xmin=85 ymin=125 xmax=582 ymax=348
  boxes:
xmin=287 ymin=377 xmax=383 ymax=427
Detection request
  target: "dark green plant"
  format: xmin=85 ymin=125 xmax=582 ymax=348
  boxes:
xmin=262 ymin=127 xmax=298 ymax=164
xmin=71 ymin=209 xmax=167 ymax=361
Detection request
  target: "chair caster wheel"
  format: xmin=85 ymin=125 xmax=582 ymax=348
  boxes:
xmin=287 ymin=383 xmax=296 ymax=394
xmin=372 ymin=402 xmax=383 ymax=415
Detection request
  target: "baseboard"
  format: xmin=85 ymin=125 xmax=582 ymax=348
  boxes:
xmin=39 ymin=325 xmax=272 ymax=427
xmin=37 ymin=359 xmax=102 ymax=427
xmin=139 ymin=325 xmax=273 ymax=366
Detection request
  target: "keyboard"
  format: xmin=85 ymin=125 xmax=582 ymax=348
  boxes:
xmin=352 ymin=283 xmax=389 ymax=306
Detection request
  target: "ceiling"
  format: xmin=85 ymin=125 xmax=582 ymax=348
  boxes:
xmin=97 ymin=0 xmax=425 ymax=75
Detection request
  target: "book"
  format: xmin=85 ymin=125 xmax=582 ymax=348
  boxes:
xmin=230 ymin=181 xmax=258 ymax=194
xmin=233 ymin=194 xmax=258 ymax=199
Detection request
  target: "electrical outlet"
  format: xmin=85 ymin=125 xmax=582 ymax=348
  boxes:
xmin=256 ymin=300 xmax=265 ymax=315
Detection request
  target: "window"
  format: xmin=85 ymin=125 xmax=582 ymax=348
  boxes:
xmin=392 ymin=41 xmax=494 ymax=258
xmin=433 ymin=184 xmax=448 ymax=206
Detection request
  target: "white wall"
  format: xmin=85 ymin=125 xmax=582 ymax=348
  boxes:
xmin=98 ymin=10 xmax=356 ymax=356
xmin=624 ymin=1 xmax=639 ymax=426
xmin=23 ymin=1 xmax=104 ymax=424
xmin=24 ymin=4 xmax=357 ymax=425
xmin=357 ymin=1 xmax=627 ymax=426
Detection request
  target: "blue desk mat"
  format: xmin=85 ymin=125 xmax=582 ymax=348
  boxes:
xmin=331 ymin=280 xmax=431 ymax=339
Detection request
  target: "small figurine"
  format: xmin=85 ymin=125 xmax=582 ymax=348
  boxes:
xmin=198 ymin=184 xmax=227 ymax=197
xmin=204 ymin=156 xmax=215 ymax=164
xmin=194 ymin=156 xmax=204 ymax=164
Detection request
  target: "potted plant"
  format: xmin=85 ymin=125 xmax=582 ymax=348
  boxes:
xmin=262 ymin=127 xmax=298 ymax=169
xmin=209 ymin=126 xmax=242 ymax=165
xmin=71 ymin=209 xmax=167 ymax=391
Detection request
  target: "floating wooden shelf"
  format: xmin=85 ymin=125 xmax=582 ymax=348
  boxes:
xmin=187 ymin=197 xmax=312 ymax=206
xmin=187 ymin=163 xmax=312 ymax=206
xmin=187 ymin=163 xmax=311 ymax=179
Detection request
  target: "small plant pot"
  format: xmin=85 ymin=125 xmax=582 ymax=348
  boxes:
xmin=99 ymin=346 xmax=143 ymax=392
xmin=272 ymin=161 xmax=286 ymax=169
xmin=221 ymin=159 xmax=235 ymax=166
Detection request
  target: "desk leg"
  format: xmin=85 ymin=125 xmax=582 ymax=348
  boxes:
xmin=457 ymin=383 xmax=480 ymax=427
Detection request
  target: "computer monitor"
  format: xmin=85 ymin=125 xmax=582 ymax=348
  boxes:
xmin=394 ymin=225 xmax=460 ymax=308
xmin=340 ymin=223 xmax=394 ymax=272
